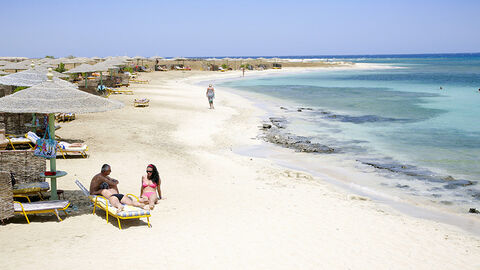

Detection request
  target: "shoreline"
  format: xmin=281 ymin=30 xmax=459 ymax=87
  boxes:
xmin=208 ymin=66 xmax=480 ymax=225
xmin=1 ymin=67 xmax=479 ymax=269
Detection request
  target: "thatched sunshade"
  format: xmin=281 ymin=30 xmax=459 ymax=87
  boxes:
xmin=0 ymin=78 xmax=124 ymax=114
xmin=172 ymin=57 xmax=188 ymax=66
xmin=90 ymin=62 xmax=114 ymax=85
xmin=133 ymin=56 xmax=146 ymax=65
xmin=0 ymin=62 xmax=29 ymax=72
xmin=64 ymin=63 xmax=96 ymax=74
xmin=0 ymin=70 xmax=124 ymax=200
xmin=0 ymin=68 xmax=73 ymax=87
xmin=64 ymin=64 xmax=98 ymax=88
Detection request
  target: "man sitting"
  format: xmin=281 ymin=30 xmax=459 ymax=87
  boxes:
xmin=90 ymin=164 xmax=148 ymax=212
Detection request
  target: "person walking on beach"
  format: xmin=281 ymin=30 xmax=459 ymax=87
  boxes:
xmin=90 ymin=164 xmax=148 ymax=212
xmin=139 ymin=164 xmax=162 ymax=210
xmin=206 ymin=84 xmax=215 ymax=109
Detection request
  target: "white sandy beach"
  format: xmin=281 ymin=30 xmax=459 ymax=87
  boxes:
xmin=1 ymin=66 xmax=479 ymax=270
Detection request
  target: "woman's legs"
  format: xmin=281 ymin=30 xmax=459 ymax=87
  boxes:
xmin=148 ymin=194 xmax=158 ymax=210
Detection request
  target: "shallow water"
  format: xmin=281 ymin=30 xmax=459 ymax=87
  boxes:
xmin=220 ymin=54 xmax=480 ymax=214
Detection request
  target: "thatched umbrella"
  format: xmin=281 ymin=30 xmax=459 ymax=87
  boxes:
xmin=0 ymin=69 xmax=124 ymax=200
xmin=133 ymin=56 xmax=145 ymax=66
xmin=0 ymin=62 xmax=29 ymax=73
xmin=0 ymin=67 xmax=75 ymax=134
xmin=149 ymin=56 xmax=163 ymax=60
xmin=0 ymin=68 xmax=73 ymax=87
xmin=63 ymin=57 xmax=89 ymax=68
xmin=64 ymin=63 xmax=95 ymax=74
xmin=64 ymin=63 xmax=96 ymax=88
xmin=173 ymin=57 xmax=188 ymax=66
xmin=90 ymin=62 xmax=110 ymax=85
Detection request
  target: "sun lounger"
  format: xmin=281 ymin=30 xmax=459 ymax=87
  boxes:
xmin=129 ymin=79 xmax=149 ymax=84
xmin=106 ymin=87 xmax=134 ymax=95
xmin=5 ymin=134 xmax=34 ymax=150
xmin=57 ymin=141 xmax=88 ymax=159
xmin=0 ymin=130 xmax=8 ymax=150
xmin=75 ymin=180 xmax=151 ymax=229
xmin=13 ymin=181 xmax=50 ymax=201
xmin=27 ymin=131 xmax=88 ymax=159
xmin=134 ymin=98 xmax=150 ymax=107
xmin=156 ymin=65 xmax=168 ymax=71
xmin=56 ymin=113 xmax=75 ymax=122
xmin=14 ymin=200 xmax=70 ymax=223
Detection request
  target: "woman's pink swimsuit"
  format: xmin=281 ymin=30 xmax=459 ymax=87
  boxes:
xmin=142 ymin=182 xmax=157 ymax=199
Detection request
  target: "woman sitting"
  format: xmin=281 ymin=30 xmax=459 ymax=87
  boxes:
xmin=140 ymin=164 xmax=162 ymax=210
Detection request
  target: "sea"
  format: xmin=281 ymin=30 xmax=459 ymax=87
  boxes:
xmin=218 ymin=53 xmax=480 ymax=218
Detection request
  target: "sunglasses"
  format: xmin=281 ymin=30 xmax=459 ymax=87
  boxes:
xmin=146 ymin=170 xmax=153 ymax=173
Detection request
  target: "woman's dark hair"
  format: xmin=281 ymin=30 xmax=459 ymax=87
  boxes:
xmin=147 ymin=164 xmax=160 ymax=184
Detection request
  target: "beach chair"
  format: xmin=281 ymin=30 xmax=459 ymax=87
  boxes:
xmin=130 ymin=79 xmax=149 ymax=84
xmin=57 ymin=141 xmax=88 ymax=159
xmin=156 ymin=65 xmax=168 ymax=71
xmin=134 ymin=98 xmax=150 ymax=107
xmin=5 ymin=133 xmax=34 ymax=150
xmin=13 ymin=181 xmax=50 ymax=201
xmin=56 ymin=113 xmax=75 ymax=122
xmin=106 ymin=87 xmax=134 ymax=95
xmin=0 ymin=129 xmax=8 ymax=149
xmin=55 ymin=113 xmax=65 ymax=122
xmin=64 ymin=113 xmax=75 ymax=121
xmin=75 ymin=180 xmax=151 ymax=229
xmin=27 ymin=131 xmax=88 ymax=159
xmin=14 ymin=199 xmax=70 ymax=224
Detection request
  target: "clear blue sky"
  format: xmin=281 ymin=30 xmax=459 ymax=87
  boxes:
xmin=1 ymin=0 xmax=479 ymax=58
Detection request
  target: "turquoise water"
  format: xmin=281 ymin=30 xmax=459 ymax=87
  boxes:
xmin=220 ymin=54 xmax=480 ymax=211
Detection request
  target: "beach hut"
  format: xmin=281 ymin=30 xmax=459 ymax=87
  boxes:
xmin=0 ymin=69 xmax=123 ymax=200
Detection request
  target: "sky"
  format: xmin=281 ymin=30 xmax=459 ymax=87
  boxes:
xmin=1 ymin=0 xmax=479 ymax=58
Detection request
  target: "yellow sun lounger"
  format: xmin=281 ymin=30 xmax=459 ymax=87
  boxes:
xmin=106 ymin=87 xmax=134 ymax=95
xmin=14 ymin=199 xmax=70 ymax=223
xmin=6 ymin=134 xmax=34 ymax=150
xmin=57 ymin=141 xmax=88 ymax=159
xmin=134 ymin=98 xmax=150 ymax=107
xmin=27 ymin=132 xmax=88 ymax=159
xmin=75 ymin=180 xmax=151 ymax=229
xmin=13 ymin=181 xmax=50 ymax=201
xmin=130 ymin=79 xmax=149 ymax=84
